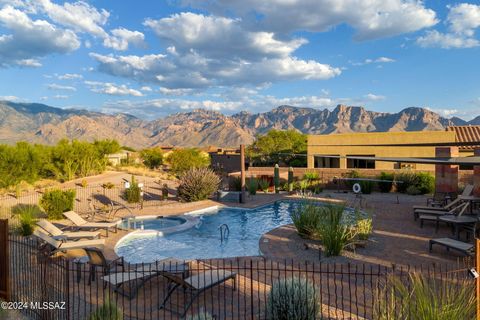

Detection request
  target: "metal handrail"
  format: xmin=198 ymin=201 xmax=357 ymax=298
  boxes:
xmin=218 ymin=224 xmax=230 ymax=243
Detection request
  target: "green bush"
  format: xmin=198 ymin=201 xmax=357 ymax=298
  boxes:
xmin=89 ymin=300 xmax=123 ymax=320
xmin=258 ymin=179 xmax=270 ymax=192
xmin=178 ymin=168 xmax=220 ymax=202
xmin=185 ymin=311 xmax=215 ymax=320
xmin=229 ymin=176 xmax=242 ymax=191
xmin=248 ymin=178 xmax=258 ymax=195
xmin=140 ymin=147 xmax=163 ymax=169
xmin=124 ymin=176 xmax=141 ymax=203
xmin=166 ymin=148 xmax=210 ymax=175
xmin=359 ymin=180 xmax=374 ymax=194
xmin=318 ymin=205 xmax=356 ymax=256
xmin=374 ymin=273 xmax=475 ymax=320
xmin=416 ymin=172 xmax=435 ymax=194
xmin=378 ymin=172 xmax=394 ymax=193
xmin=406 ymin=185 xmax=422 ymax=195
xmin=356 ymin=218 xmax=373 ymax=240
xmin=266 ymin=277 xmax=318 ymax=320
xmin=396 ymin=171 xmax=435 ymax=195
xmin=13 ymin=204 xmax=43 ymax=236
xmin=307 ymin=182 xmax=323 ymax=194
xmin=290 ymin=202 xmax=322 ymax=239
xmin=39 ymin=189 xmax=76 ymax=220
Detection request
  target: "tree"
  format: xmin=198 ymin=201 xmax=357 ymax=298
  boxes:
xmin=166 ymin=148 xmax=210 ymax=174
xmin=140 ymin=148 xmax=164 ymax=169
xmin=247 ymin=129 xmax=307 ymax=166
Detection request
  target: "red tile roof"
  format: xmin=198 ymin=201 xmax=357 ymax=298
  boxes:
xmin=446 ymin=126 xmax=480 ymax=151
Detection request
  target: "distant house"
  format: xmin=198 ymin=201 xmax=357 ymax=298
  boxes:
xmin=107 ymin=150 xmax=133 ymax=166
xmin=209 ymin=148 xmax=243 ymax=174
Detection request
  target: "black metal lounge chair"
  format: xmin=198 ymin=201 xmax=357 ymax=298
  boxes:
xmin=413 ymin=198 xmax=462 ymax=220
xmin=418 ymin=202 xmax=469 ymax=232
xmin=85 ymin=248 xmax=189 ymax=299
xmin=429 ymin=238 xmax=474 ymax=256
xmin=159 ymin=268 xmax=236 ymax=317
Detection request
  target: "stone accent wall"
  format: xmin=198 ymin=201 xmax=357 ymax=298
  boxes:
xmin=434 ymin=147 xmax=459 ymax=194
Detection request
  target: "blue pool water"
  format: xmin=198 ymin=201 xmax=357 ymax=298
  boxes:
xmin=116 ymin=201 xmax=301 ymax=263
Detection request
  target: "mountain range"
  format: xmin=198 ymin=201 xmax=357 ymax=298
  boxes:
xmin=0 ymin=101 xmax=478 ymax=148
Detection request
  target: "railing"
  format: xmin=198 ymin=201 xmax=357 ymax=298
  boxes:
xmin=7 ymin=234 xmax=475 ymax=320
xmin=218 ymin=224 xmax=230 ymax=243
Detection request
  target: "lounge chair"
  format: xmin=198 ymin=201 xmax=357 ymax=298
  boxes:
xmin=426 ymin=192 xmax=448 ymax=207
xmin=36 ymin=219 xmax=101 ymax=240
xmin=159 ymin=268 xmax=236 ymax=317
xmin=63 ymin=211 xmax=118 ymax=236
xmin=419 ymin=202 xmax=469 ymax=232
xmin=33 ymin=229 xmax=105 ymax=255
xmin=429 ymin=238 xmax=474 ymax=256
xmin=85 ymin=248 xmax=188 ymax=299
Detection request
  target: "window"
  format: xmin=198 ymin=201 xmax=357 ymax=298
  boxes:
xmin=347 ymin=155 xmax=375 ymax=169
xmin=314 ymin=155 xmax=340 ymax=168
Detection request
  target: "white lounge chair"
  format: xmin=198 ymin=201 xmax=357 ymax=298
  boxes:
xmin=63 ymin=211 xmax=118 ymax=236
xmin=33 ymin=229 xmax=105 ymax=254
xmin=36 ymin=219 xmax=101 ymax=240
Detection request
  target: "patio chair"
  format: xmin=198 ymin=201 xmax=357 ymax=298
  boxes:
xmin=63 ymin=211 xmax=118 ymax=236
xmin=429 ymin=238 xmax=474 ymax=256
xmin=418 ymin=202 xmax=469 ymax=232
xmin=36 ymin=219 xmax=101 ymax=240
xmin=413 ymin=198 xmax=462 ymax=220
xmin=86 ymin=247 xmax=188 ymax=299
xmin=33 ymin=228 xmax=105 ymax=255
xmin=159 ymin=268 xmax=236 ymax=317
xmin=426 ymin=192 xmax=448 ymax=207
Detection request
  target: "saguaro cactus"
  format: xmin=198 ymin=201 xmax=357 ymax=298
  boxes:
xmin=288 ymin=167 xmax=294 ymax=193
xmin=274 ymin=164 xmax=280 ymax=194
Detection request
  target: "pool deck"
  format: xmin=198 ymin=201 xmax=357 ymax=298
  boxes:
xmin=56 ymin=191 xmax=471 ymax=267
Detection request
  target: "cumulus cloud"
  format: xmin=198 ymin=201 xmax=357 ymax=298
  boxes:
xmin=103 ymin=27 xmax=146 ymax=51
xmin=84 ymin=81 xmax=143 ymax=96
xmin=364 ymin=93 xmax=386 ymax=101
xmin=0 ymin=5 xmax=80 ymax=67
xmin=0 ymin=95 xmax=21 ymax=101
xmin=351 ymin=56 xmax=396 ymax=66
xmin=182 ymin=0 xmax=437 ymax=40
xmin=417 ymin=3 xmax=480 ymax=49
xmin=57 ymin=73 xmax=83 ymax=80
xmin=47 ymin=83 xmax=77 ymax=91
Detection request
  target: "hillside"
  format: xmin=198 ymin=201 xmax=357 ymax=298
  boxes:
xmin=0 ymin=101 xmax=474 ymax=148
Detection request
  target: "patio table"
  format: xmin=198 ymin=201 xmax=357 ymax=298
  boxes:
xmin=438 ymin=215 xmax=478 ymax=239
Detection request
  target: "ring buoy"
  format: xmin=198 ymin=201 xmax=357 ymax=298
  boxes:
xmin=353 ymin=183 xmax=361 ymax=194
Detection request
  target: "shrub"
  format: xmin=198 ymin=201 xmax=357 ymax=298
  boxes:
xmin=303 ymin=171 xmax=319 ymax=181
xmin=359 ymin=180 xmax=374 ymax=194
xmin=166 ymin=148 xmax=210 ymax=175
xmin=39 ymin=189 xmax=76 ymax=220
xmin=307 ymin=182 xmax=323 ymax=194
xmin=318 ymin=205 xmax=356 ymax=256
xmin=266 ymin=277 xmax=318 ymax=320
xmin=13 ymin=204 xmax=43 ymax=236
xmin=378 ymin=172 xmax=394 ymax=193
xmin=258 ymin=179 xmax=270 ymax=193
xmin=374 ymin=273 xmax=475 ymax=320
xmin=88 ymin=300 xmax=123 ymax=320
xmin=290 ymin=202 xmax=322 ymax=239
xmin=345 ymin=170 xmax=360 ymax=188
xmin=140 ymin=147 xmax=163 ymax=169
xmin=178 ymin=168 xmax=220 ymax=202
xmin=229 ymin=176 xmax=242 ymax=191
xmin=395 ymin=171 xmax=418 ymax=193
xmin=186 ymin=311 xmax=215 ymax=320
xmin=124 ymin=176 xmax=141 ymax=203
xmin=356 ymin=217 xmax=373 ymax=240
xmin=416 ymin=172 xmax=435 ymax=194
xmin=248 ymin=178 xmax=258 ymax=195
xmin=162 ymin=184 xmax=169 ymax=200
xmin=406 ymin=185 xmax=422 ymax=195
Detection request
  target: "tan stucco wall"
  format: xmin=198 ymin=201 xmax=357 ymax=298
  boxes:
xmin=307 ymin=131 xmax=457 ymax=170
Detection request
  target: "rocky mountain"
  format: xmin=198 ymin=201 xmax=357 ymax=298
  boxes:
xmin=0 ymin=100 xmax=476 ymax=148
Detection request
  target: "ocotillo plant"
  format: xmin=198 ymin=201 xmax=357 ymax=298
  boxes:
xmin=288 ymin=167 xmax=294 ymax=193
xmin=274 ymin=164 xmax=280 ymax=193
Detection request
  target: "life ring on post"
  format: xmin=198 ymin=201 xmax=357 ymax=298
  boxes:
xmin=352 ymin=183 xmax=361 ymax=194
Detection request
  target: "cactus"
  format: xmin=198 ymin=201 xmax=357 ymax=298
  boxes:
xmin=89 ymin=300 xmax=123 ymax=320
xmin=266 ymin=277 xmax=318 ymax=320
xmin=288 ymin=167 xmax=294 ymax=193
xmin=274 ymin=164 xmax=280 ymax=194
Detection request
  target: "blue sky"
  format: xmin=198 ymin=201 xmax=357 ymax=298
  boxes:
xmin=0 ymin=0 xmax=479 ymax=120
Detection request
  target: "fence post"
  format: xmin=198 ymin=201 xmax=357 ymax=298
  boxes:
xmin=477 ymin=238 xmax=480 ymax=320
xmin=0 ymin=219 xmax=10 ymax=301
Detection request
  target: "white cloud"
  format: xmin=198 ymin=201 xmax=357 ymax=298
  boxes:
xmin=417 ymin=30 xmax=479 ymax=49
xmin=0 ymin=5 xmax=80 ymax=68
xmin=84 ymin=81 xmax=143 ymax=97
xmin=364 ymin=93 xmax=386 ymax=101
xmin=417 ymin=3 xmax=480 ymax=49
xmin=57 ymin=73 xmax=83 ymax=80
xmin=0 ymin=95 xmax=20 ymax=101
xmin=35 ymin=0 xmax=109 ymax=38
xmin=182 ymin=0 xmax=437 ymax=40
xmin=103 ymin=27 xmax=145 ymax=51
xmin=375 ymin=57 xmax=396 ymax=63
xmin=47 ymin=83 xmax=77 ymax=91
xmin=53 ymin=94 xmax=69 ymax=99
xmin=158 ymin=87 xmax=196 ymax=96
xmin=351 ymin=56 xmax=396 ymax=66
xmin=140 ymin=86 xmax=153 ymax=92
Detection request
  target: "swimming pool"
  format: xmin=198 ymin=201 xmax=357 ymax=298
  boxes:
xmin=115 ymin=200 xmax=357 ymax=263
